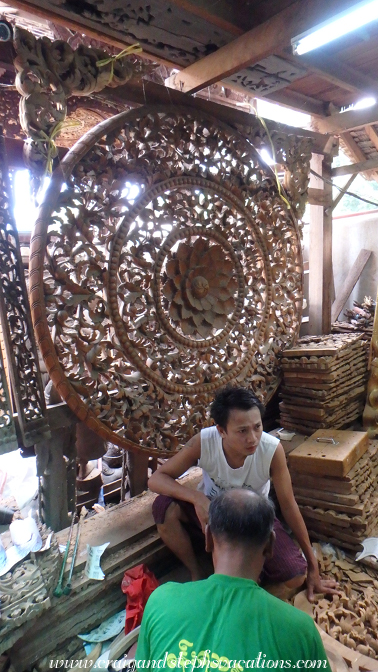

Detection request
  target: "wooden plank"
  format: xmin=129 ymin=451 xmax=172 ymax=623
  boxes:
xmin=292 ymin=52 xmax=378 ymax=97
xmin=165 ymin=0 xmax=351 ymax=93
xmin=288 ymin=429 xmax=369 ymax=477
xmin=291 ymin=472 xmax=366 ymax=494
xmin=292 ymin=485 xmax=360 ymax=506
xmin=56 ymin=467 xmax=201 ymax=574
xmin=168 ymin=0 xmax=244 ymax=37
xmin=316 ymin=101 xmax=378 ymax=133
xmin=295 ymin=494 xmax=364 ymax=515
xmin=331 ymin=249 xmax=372 ymax=322
xmin=300 ymin=508 xmax=368 ymax=531
xmin=331 ymin=155 xmax=378 ymax=177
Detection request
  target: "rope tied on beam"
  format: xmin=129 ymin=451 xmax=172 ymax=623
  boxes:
xmin=96 ymin=44 xmax=143 ymax=85
xmin=256 ymin=114 xmax=292 ymax=212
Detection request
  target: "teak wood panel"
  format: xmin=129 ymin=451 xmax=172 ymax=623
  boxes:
xmin=288 ymin=430 xmax=369 ymax=477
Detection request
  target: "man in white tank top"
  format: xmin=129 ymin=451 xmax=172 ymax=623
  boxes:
xmin=149 ymin=386 xmax=338 ymax=601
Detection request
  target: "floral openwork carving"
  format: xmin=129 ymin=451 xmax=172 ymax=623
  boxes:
xmin=30 ymin=106 xmax=303 ymax=455
xmin=0 ymin=131 xmax=49 ymax=450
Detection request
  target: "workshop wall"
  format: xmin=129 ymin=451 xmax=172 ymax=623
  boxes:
xmin=333 ymin=211 xmax=378 ymax=315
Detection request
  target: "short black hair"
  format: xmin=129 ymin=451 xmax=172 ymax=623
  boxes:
xmin=208 ymin=489 xmax=275 ymax=548
xmin=210 ymin=386 xmax=265 ymax=429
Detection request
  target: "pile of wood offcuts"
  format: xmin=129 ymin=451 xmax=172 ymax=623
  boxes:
xmin=279 ymin=334 xmax=368 ymax=435
xmin=295 ymin=545 xmax=378 ymax=664
xmin=289 ymin=431 xmax=378 ymax=552
xmin=332 ymin=296 xmax=375 ymax=338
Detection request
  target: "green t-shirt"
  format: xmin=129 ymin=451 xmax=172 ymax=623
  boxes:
xmin=135 ymin=574 xmax=331 ymax=672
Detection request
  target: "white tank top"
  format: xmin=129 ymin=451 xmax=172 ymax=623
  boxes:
xmin=197 ymin=426 xmax=279 ymax=499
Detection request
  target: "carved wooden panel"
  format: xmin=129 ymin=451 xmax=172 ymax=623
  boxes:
xmin=224 ymin=55 xmax=307 ymax=96
xmin=0 ymin=526 xmax=60 ymax=649
xmin=30 ymin=106 xmax=303 ymax=456
xmin=0 ymin=130 xmax=50 ymax=447
xmin=13 ymin=26 xmax=143 ymax=176
xmin=44 ymin=0 xmax=231 ymax=66
xmin=0 ymin=324 xmax=18 ymax=453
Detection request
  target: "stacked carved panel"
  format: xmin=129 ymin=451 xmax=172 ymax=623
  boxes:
xmin=280 ymin=334 xmax=369 ymax=435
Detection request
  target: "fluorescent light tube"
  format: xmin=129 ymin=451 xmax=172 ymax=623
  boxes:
xmin=292 ymin=0 xmax=378 ymax=55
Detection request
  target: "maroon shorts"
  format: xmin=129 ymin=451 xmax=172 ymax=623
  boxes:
xmin=152 ymin=494 xmax=307 ymax=584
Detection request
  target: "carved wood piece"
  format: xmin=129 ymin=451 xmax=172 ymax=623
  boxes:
xmin=29 ymin=105 xmax=303 ymax=456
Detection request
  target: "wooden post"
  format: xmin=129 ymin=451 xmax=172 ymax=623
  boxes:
xmin=127 ymin=451 xmax=150 ymax=497
xmin=308 ymin=154 xmax=333 ymax=335
xmin=35 ymin=404 xmax=78 ymax=531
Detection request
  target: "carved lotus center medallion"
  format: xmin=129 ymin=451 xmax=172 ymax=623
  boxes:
xmin=162 ymin=236 xmax=239 ymax=339
xmin=191 ymin=275 xmax=209 ymax=299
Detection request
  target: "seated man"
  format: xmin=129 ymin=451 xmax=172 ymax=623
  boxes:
xmin=149 ymin=386 xmax=337 ymax=600
xmin=135 ymin=490 xmax=331 ymax=671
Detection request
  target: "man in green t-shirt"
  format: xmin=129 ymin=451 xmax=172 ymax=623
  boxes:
xmin=135 ymin=490 xmax=331 ymax=672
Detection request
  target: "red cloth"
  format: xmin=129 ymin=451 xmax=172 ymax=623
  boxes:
xmin=121 ymin=564 xmax=159 ymax=633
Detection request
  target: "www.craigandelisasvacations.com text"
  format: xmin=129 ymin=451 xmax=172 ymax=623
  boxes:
xmin=49 ymin=653 xmax=329 ymax=670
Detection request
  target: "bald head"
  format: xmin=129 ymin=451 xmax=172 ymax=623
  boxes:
xmin=208 ymin=490 xmax=275 ymax=549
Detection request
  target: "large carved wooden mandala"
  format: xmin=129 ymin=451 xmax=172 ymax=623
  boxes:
xmin=30 ymin=106 xmax=303 ymax=455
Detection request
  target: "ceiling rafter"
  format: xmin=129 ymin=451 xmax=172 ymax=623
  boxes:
xmin=315 ymin=103 xmax=378 ymax=133
xmin=165 ymin=0 xmax=357 ymax=94
xmin=339 ymin=131 xmax=378 ymax=181
xmin=288 ymin=52 xmax=378 ymax=98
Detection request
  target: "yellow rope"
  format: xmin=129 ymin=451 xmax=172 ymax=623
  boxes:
xmin=255 ymin=113 xmax=292 ymax=211
xmin=35 ymin=119 xmax=81 ymax=176
xmin=96 ymin=44 xmax=142 ymax=84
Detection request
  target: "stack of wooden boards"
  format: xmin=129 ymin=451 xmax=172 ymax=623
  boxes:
xmin=288 ymin=429 xmax=378 ymax=551
xmin=279 ymin=333 xmax=368 ymax=435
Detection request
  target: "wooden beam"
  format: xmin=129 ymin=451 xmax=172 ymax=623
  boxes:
xmin=165 ymin=0 xmax=353 ymax=94
xmin=339 ymin=131 xmax=374 ymax=181
xmin=105 ymin=79 xmax=338 ymax=156
xmin=315 ymin=103 xmax=378 ymax=134
xmin=2 ymin=85 xmax=336 ymax=175
xmin=331 ymin=173 xmax=357 ymax=211
xmin=331 ymin=155 xmax=378 ymax=177
xmin=364 ymin=123 xmax=378 ymax=150
xmin=308 ymin=154 xmax=333 ymax=335
xmin=0 ymin=43 xmax=338 ymax=158
xmin=322 ymin=158 xmax=334 ymax=334
xmin=341 ymin=131 xmax=367 ymax=163
xmin=331 ymin=249 xmax=372 ymax=322
xmin=262 ymin=88 xmax=326 ymax=118
xmin=4 ymin=137 xmax=68 ymax=170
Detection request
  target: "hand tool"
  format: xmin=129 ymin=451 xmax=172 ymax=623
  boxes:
xmin=63 ymin=507 xmax=86 ymax=595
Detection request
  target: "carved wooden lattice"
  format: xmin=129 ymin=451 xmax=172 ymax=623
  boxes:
xmin=0 ymin=328 xmax=17 ymax=453
xmin=0 ymin=526 xmax=60 ymax=650
xmin=0 ymin=130 xmax=50 ymax=448
xmin=30 ymin=106 xmax=303 ymax=456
